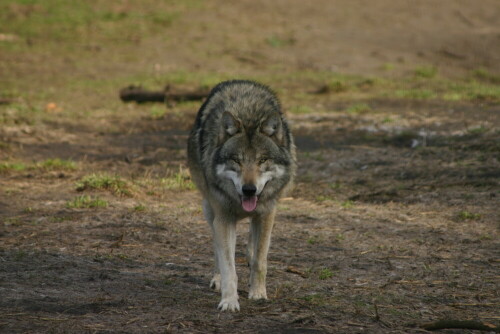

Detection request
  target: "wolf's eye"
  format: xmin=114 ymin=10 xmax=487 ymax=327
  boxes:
xmin=231 ymin=158 xmax=240 ymax=164
xmin=259 ymin=158 xmax=268 ymax=164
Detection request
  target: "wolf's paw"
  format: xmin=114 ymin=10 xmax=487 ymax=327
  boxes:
xmin=218 ymin=297 xmax=240 ymax=312
xmin=209 ymin=274 xmax=221 ymax=291
xmin=248 ymin=287 xmax=267 ymax=300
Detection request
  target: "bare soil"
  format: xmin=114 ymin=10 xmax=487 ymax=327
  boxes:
xmin=1 ymin=1 xmax=499 ymax=333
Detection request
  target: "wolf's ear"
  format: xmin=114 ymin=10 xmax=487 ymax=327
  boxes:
xmin=261 ymin=114 xmax=283 ymax=145
xmin=218 ymin=112 xmax=241 ymax=144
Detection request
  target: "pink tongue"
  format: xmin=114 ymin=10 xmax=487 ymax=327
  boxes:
xmin=242 ymin=196 xmax=258 ymax=212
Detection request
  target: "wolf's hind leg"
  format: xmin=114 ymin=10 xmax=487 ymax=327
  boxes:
xmin=246 ymin=220 xmax=254 ymax=267
xmin=203 ymin=200 xmax=221 ymax=291
xmin=248 ymin=208 xmax=276 ymax=300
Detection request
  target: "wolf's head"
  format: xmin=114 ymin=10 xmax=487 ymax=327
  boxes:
xmin=215 ymin=111 xmax=292 ymax=213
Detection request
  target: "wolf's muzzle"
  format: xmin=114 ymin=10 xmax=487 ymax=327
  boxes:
xmin=242 ymin=184 xmax=257 ymax=197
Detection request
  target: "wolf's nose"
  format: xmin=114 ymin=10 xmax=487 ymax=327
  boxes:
xmin=242 ymin=184 xmax=257 ymax=197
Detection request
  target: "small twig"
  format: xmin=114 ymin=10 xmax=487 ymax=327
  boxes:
xmin=394 ymin=280 xmax=425 ymax=285
xmin=0 ymin=313 xmax=28 ymax=317
xmin=450 ymin=302 xmax=499 ymax=307
xmin=421 ymin=319 xmax=498 ymax=332
xmin=126 ymin=317 xmax=140 ymax=325
xmin=0 ymin=98 xmax=13 ymax=105
xmin=30 ymin=316 xmax=68 ymax=322
xmin=346 ymin=322 xmax=368 ymax=327
xmin=110 ymin=233 xmax=124 ymax=248
xmin=285 ymin=266 xmax=308 ymax=278
xmin=373 ymin=300 xmax=380 ymax=321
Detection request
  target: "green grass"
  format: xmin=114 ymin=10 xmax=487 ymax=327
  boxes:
xmin=472 ymin=68 xmax=500 ymax=84
xmin=414 ymin=65 xmax=437 ymax=79
xmin=133 ymin=204 xmax=147 ymax=212
xmin=316 ymin=195 xmax=334 ymax=202
xmin=66 ymin=195 xmax=108 ymax=208
xmin=394 ymin=89 xmax=437 ymax=99
xmin=0 ymin=102 xmax=43 ymax=125
xmin=290 ymin=105 xmax=314 ymax=114
xmin=346 ymin=103 xmax=371 ymax=115
xmin=467 ymin=126 xmax=488 ymax=135
xmin=341 ymin=200 xmax=354 ymax=208
xmin=36 ymin=158 xmax=76 ymax=171
xmin=0 ymin=1 xmax=199 ymax=43
xmin=382 ymin=63 xmax=396 ymax=71
xmin=324 ymin=78 xmax=351 ymax=93
xmin=307 ymin=237 xmax=318 ymax=245
xmin=0 ymin=159 xmax=76 ymax=173
xmin=149 ymin=105 xmax=167 ymax=119
xmin=318 ymin=268 xmax=334 ymax=280
xmin=457 ymin=210 xmax=481 ymax=221
xmin=0 ymin=161 xmax=27 ymax=172
xmin=266 ymin=35 xmax=295 ymax=48
xmin=76 ymin=173 xmax=132 ymax=196
xmin=160 ymin=168 xmax=195 ymax=191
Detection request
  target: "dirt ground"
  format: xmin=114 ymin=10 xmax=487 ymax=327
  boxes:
xmin=1 ymin=1 xmax=499 ymax=333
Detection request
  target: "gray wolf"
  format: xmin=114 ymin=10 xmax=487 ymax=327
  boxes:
xmin=187 ymin=80 xmax=296 ymax=311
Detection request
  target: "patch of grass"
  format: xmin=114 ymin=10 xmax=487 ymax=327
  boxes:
xmin=382 ymin=63 xmax=395 ymax=71
xmin=329 ymin=181 xmax=342 ymax=190
xmin=457 ymin=210 xmax=481 ymax=221
xmin=36 ymin=158 xmax=76 ymax=171
xmin=447 ymin=81 xmax=500 ymax=101
xmin=0 ymin=161 xmax=27 ymax=172
xmin=0 ymin=102 xmax=43 ymax=125
xmin=472 ymin=68 xmax=500 ymax=84
xmin=49 ymin=216 xmax=73 ymax=223
xmin=346 ymin=103 xmax=371 ymax=115
xmin=468 ymin=84 xmax=500 ymax=101
xmin=318 ymin=268 xmax=334 ymax=280
xmin=133 ymin=204 xmax=147 ymax=212
xmin=149 ymin=105 xmax=167 ymax=119
xmin=76 ymin=173 xmax=132 ymax=196
xmin=0 ymin=159 xmax=76 ymax=173
xmin=13 ymin=250 xmax=28 ymax=261
xmin=395 ymin=89 xmax=437 ymax=99
xmin=290 ymin=105 xmax=314 ymax=114
xmin=414 ymin=65 xmax=437 ymax=78
xmin=266 ymin=35 xmax=295 ymax=48
xmin=341 ymin=200 xmax=354 ymax=208
xmin=467 ymin=126 xmax=488 ymax=135
xmin=316 ymin=195 xmax=334 ymax=202
xmin=326 ymin=79 xmax=350 ymax=93
xmin=66 ymin=195 xmax=108 ymax=209
xmin=0 ymin=1 xmax=194 ymax=43
xmin=307 ymin=237 xmax=318 ymax=245
xmin=161 ymin=168 xmax=195 ymax=191
xmin=301 ymin=293 xmax=326 ymax=304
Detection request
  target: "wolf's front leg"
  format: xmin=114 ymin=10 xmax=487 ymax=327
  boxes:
xmin=212 ymin=217 xmax=239 ymax=311
xmin=248 ymin=208 xmax=276 ymax=300
xmin=203 ymin=200 xmax=221 ymax=291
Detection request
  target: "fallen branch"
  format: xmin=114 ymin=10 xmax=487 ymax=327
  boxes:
xmin=420 ymin=319 xmax=498 ymax=332
xmin=285 ymin=266 xmax=308 ymax=278
xmin=0 ymin=98 xmax=14 ymax=105
xmin=119 ymin=85 xmax=209 ymax=104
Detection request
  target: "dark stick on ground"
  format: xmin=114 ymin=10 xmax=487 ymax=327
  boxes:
xmin=420 ymin=319 xmax=498 ymax=332
xmin=0 ymin=98 xmax=13 ymax=105
xmin=119 ymin=85 xmax=209 ymax=104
